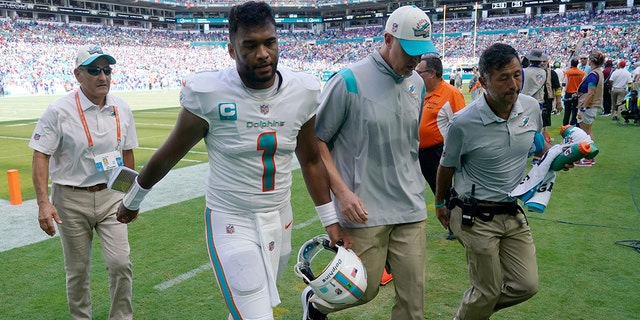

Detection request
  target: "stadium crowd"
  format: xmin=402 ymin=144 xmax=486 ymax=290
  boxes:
xmin=1 ymin=8 xmax=639 ymax=95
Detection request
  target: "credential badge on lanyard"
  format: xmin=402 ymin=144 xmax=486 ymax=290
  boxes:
xmin=75 ymin=91 xmax=123 ymax=172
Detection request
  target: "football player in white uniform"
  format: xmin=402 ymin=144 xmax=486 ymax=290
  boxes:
xmin=116 ymin=2 xmax=350 ymax=319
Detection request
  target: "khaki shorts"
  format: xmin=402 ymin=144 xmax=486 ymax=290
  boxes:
xmin=577 ymin=107 xmax=598 ymax=125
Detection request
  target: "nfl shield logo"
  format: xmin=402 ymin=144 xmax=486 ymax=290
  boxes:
xmin=268 ymin=241 xmax=275 ymax=251
xmin=33 ymin=133 xmax=41 ymax=141
xmin=225 ymin=225 xmax=235 ymax=234
xmin=260 ymin=103 xmax=269 ymax=115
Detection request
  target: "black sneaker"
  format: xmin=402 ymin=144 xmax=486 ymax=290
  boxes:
xmin=446 ymin=230 xmax=457 ymax=241
xmin=302 ymin=286 xmax=327 ymax=320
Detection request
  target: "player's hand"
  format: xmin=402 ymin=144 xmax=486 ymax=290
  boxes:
xmin=325 ymin=223 xmax=353 ymax=249
xmin=435 ymin=207 xmax=450 ymax=230
xmin=335 ymin=190 xmax=368 ymax=224
xmin=117 ymin=204 xmax=139 ymax=224
xmin=38 ymin=201 xmax=62 ymax=236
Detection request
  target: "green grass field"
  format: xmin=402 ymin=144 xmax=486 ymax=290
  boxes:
xmin=1 ymin=90 xmax=639 ymax=319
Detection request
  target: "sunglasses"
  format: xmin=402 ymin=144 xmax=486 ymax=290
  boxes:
xmin=83 ymin=66 xmax=112 ymax=76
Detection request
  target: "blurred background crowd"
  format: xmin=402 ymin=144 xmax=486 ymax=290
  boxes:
xmin=0 ymin=8 xmax=638 ymax=95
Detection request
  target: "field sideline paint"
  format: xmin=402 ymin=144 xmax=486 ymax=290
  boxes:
xmin=154 ymin=263 xmax=210 ymax=291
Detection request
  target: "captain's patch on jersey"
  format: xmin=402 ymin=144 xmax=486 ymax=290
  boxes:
xmin=219 ymin=102 xmax=237 ymax=120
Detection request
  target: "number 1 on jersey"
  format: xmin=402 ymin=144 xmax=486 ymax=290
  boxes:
xmin=257 ymin=132 xmax=277 ymax=192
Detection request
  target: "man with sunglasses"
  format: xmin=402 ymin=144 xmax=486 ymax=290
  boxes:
xmin=30 ymin=45 xmax=137 ymax=320
xmin=578 ymin=54 xmax=591 ymax=74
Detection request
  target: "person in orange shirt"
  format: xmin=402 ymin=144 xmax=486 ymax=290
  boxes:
xmin=562 ymin=58 xmax=586 ymax=126
xmin=416 ymin=54 xmax=466 ymax=239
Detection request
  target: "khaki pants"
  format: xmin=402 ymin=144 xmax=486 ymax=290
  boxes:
xmin=611 ymin=88 xmax=628 ymax=113
xmin=312 ymin=220 xmax=426 ymax=320
xmin=52 ymin=184 xmax=133 ymax=320
xmin=449 ymin=206 xmax=538 ymax=320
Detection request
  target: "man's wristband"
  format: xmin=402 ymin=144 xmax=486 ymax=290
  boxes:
xmin=122 ymin=177 xmax=151 ymax=210
xmin=434 ymin=200 xmax=446 ymax=209
xmin=315 ymin=202 xmax=339 ymax=227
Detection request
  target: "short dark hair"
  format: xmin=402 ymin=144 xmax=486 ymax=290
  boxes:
xmin=228 ymin=1 xmax=276 ymax=42
xmin=478 ymin=43 xmax=520 ymax=78
xmin=420 ymin=54 xmax=443 ymax=78
xmin=570 ymin=58 xmax=579 ymax=67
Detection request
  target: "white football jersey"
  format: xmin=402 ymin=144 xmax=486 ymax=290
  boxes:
xmin=180 ymin=67 xmax=320 ymax=215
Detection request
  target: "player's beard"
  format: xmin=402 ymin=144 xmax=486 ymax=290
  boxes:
xmin=245 ymin=58 xmax=278 ymax=88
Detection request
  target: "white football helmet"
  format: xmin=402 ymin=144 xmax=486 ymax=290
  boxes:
xmin=294 ymin=234 xmax=367 ymax=305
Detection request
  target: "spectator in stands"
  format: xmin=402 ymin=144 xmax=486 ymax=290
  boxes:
xmin=2 ymin=7 xmax=640 ymax=96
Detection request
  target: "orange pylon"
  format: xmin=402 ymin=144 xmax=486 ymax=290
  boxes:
xmin=7 ymin=169 xmax=23 ymax=205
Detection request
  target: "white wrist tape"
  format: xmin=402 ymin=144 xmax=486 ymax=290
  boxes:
xmin=315 ymin=202 xmax=339 ymax=227
xmin=122 ymin=177 xmax=151 ymax=211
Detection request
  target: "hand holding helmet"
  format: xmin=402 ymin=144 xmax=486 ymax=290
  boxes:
xmin=294 ymin=234 xmax=367 ymax=305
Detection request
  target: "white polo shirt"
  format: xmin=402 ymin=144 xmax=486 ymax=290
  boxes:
xmin=29 ymin=89 xmax=138 ymax=187
xmin=609 ymin=68 xmax=632 ymax=90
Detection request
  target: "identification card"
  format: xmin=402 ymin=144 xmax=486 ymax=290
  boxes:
xmin=94 ymin=151 xmax=124 ymax=172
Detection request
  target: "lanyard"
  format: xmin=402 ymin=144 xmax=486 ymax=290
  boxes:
xmin=74 ymin=90 xmax=120 ymax=148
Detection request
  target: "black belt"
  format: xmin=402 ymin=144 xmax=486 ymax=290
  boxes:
xmin=452 ymin=198 xmax=522 ymax=222
xmin=474 ymin=200 xmax=520 ymax=215
xmin=62 ymin=183 xmax=108 ymax=192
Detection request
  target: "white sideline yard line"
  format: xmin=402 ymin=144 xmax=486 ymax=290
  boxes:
xmin=136 ymin=146 xmax=208 ymax=155
xmin=135 ymin=122 xmax=176 ymax=127
xmin=153 ymin=215 xmax=318 ymax=291
xmin=0 ymin=135 xmax=30 ymax=140
xmin=6 ymin=122 xmax=37 ymax=127
xmin=154 ymin=263 xmax=211 ymax=291
xmin=293 ymin=216 xmax=320 ymax=230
